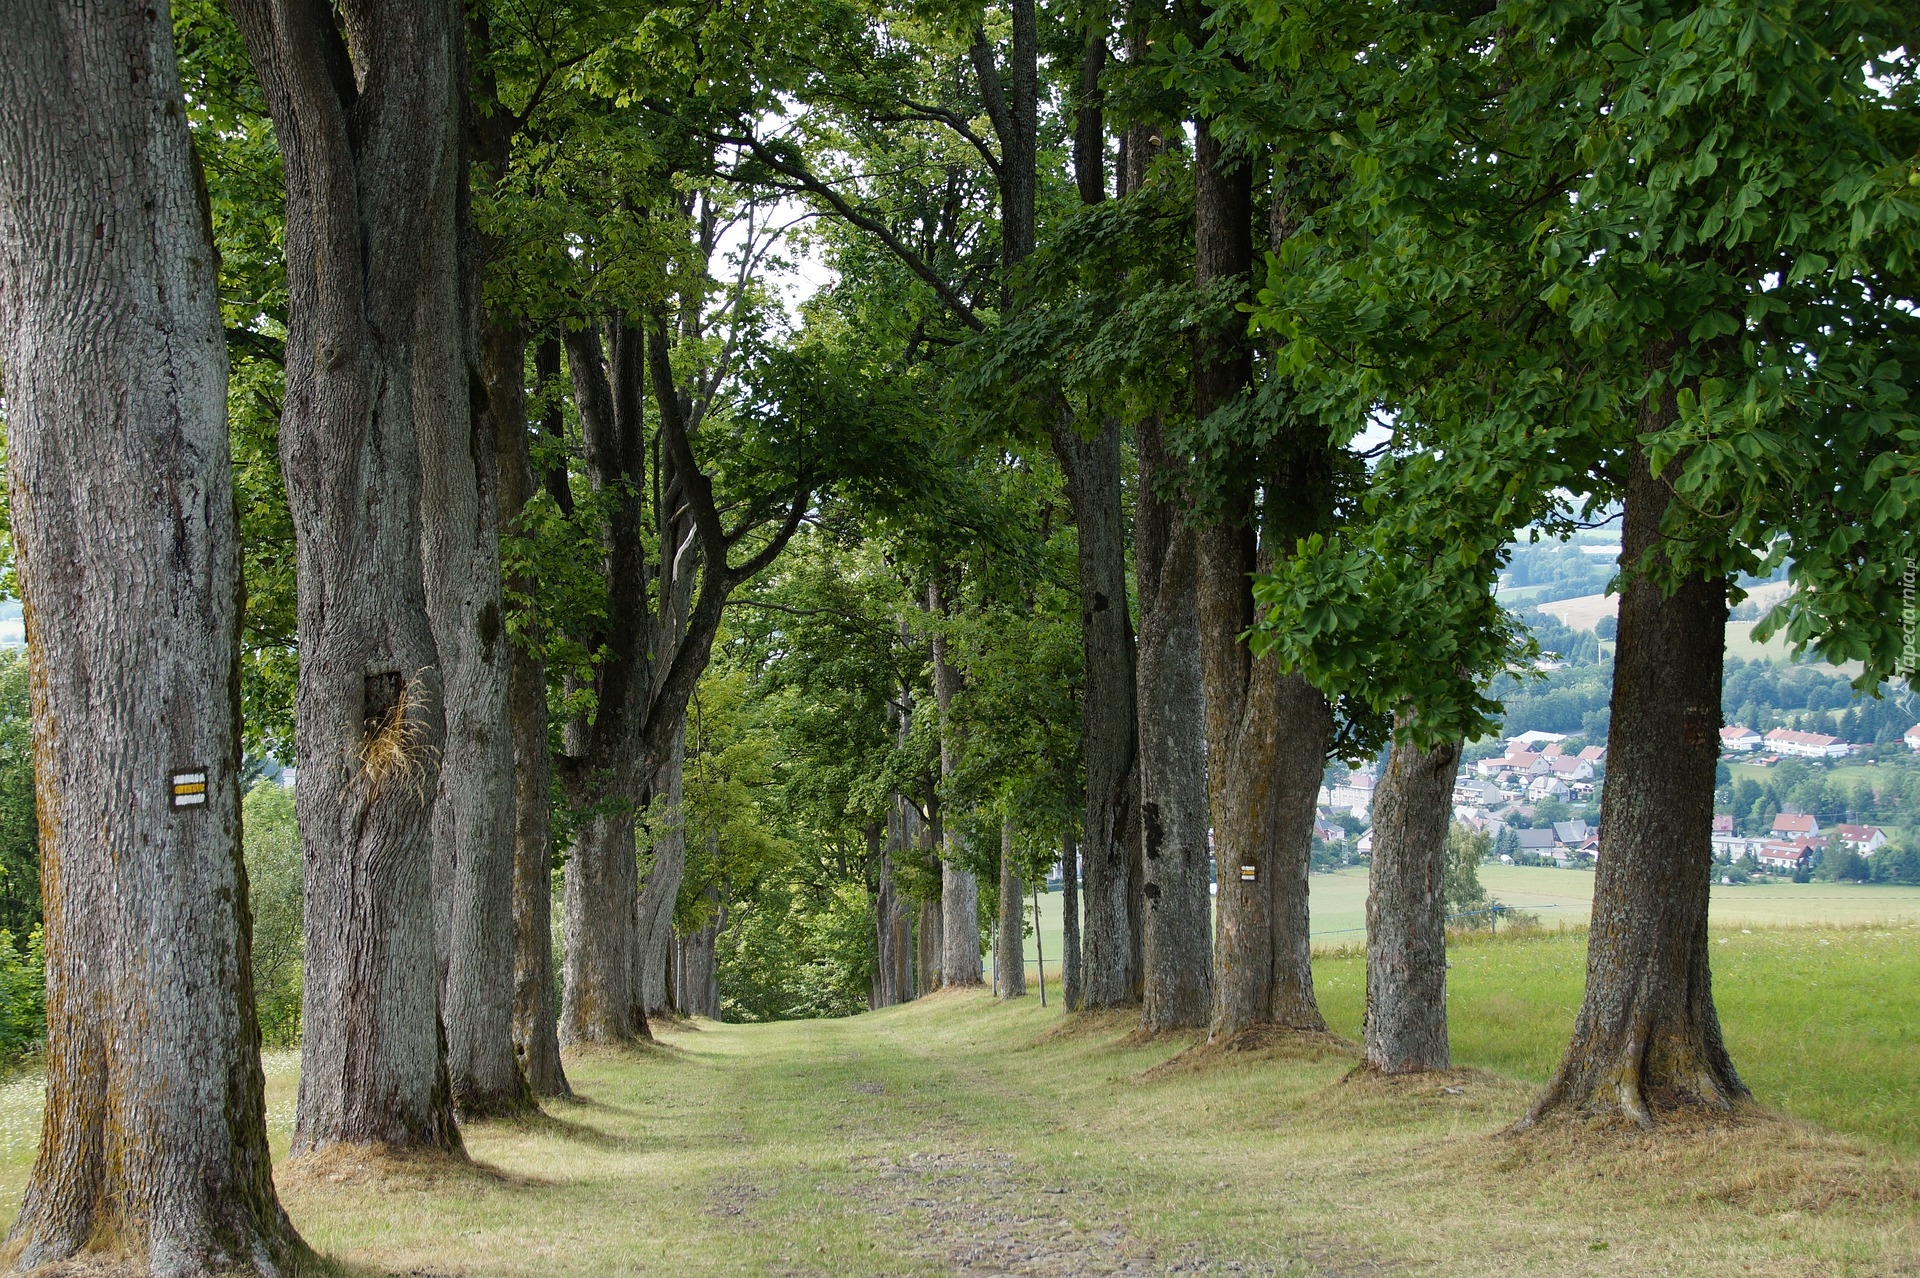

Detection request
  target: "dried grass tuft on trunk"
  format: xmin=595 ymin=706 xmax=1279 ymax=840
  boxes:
xmin=356 ymin=675 xmax=439 ymax=801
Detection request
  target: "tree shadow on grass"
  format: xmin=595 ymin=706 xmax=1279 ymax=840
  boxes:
xmin=469 ymin=1104 xmax=631 ymax=1151
xmin=1138 ymin=1025 xmax=1358 ymax=1080
xmin=276 ymin=1142 xmax=553 ymax=1192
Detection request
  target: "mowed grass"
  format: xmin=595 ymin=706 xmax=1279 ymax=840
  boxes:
xmin=1315 ymin=923 xmax=1920 ymax=1152
xmin=0 ymin=926 xmax=1914 ymax=1275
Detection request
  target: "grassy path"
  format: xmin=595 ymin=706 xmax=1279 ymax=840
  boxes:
xmin=1 ymin=929 xmax=1916 ymax=1275
xmin=235 ymin=986 xmax=1914 ymax=1278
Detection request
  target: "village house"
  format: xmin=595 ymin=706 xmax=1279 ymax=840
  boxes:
xmin=1771 ymin=812 xmax=1820 ymax=838
xmin=1453 ymin=777 xmax=1504 ymax=810
xmin=1475 ymin=744 xmax=1540 ymax=780
xmin=1710 ymin=814 xmax=1759 ymax=862
xmin=1528 ymin=774 xmax=1573 ymax=802
xmin=1756 ymin=840 xmax=1817 ymax=873
xmin=1552 ymin=818 xmax=1591 ymax=846
xmin=1835 ymin=824 xmax=1889 ymax=856
xmin=1719 ymin=725 xmax=1762 ymax=753
xmin=1513 ymin=828 xmax=1556 ymax=860
xmin=1763 ymin=727 xmax=1853 ymax=759
xmin=1545 ymin=755 xmax=1594 ymax=782
xmin=1906 ymin=723 xmax=1920 ymax=751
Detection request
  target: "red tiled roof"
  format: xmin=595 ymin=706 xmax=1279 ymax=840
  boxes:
xmin=1765 ymin=728 xmax=1840 ymax=747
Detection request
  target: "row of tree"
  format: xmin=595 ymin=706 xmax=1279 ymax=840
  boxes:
xmin=1 ymin=0 xmax=1915 ymax=1270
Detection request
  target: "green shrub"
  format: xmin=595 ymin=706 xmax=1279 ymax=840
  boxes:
xmin=243 ymin=781 xmax=304 ymax=1045
xmin=0 ymin=927 xmax=45 ymax=1062
xmin=0 ymin=650 xmax=39 ymax=939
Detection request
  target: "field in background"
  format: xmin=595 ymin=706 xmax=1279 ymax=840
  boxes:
xmin=1534 ymin=592 xmax=1619 ymax=631
xmin=1012 ymin=866 xmax=1920 ymax=992
xmin=1533 ymin=586 xmax=1862 ymax=675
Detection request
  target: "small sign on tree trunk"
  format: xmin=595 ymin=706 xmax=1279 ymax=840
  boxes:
xmin=171 ymin=770 xmax=207 ymax=809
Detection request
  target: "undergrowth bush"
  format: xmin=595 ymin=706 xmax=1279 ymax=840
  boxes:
xmin=0 ymin=927 xmax=45 ymax=1062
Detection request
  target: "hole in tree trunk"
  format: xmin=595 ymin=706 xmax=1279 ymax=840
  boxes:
xmin=364 ymin=670 xmax=404 ymax=735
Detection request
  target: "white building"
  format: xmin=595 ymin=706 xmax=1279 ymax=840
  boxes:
xmin=1835 ymin=824 xmax=1889 ymax=855
xmin=1763 ymin=728 xmax=1853 ymax=759
xmin=1719 ymin=725 xmax=1762 ymax=752
xmin=1509 ymin=730 xmax=1568 ymax=747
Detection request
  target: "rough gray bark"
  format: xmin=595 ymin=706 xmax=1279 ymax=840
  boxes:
xmin=421 ymin=75 xmax=525 ymax=1121
xmin=1054 ymin=419 xmax=1143 ymax=1008
xmin=940 ymin=858 xmax=982 ymax=987
xmin=1526 ymin=364 xmax=1745 ymax=1128
xmin=916 ymin=896 xmax=943 ymax=996
xmin=228 ymin=0 xmax=463 ymax=1155
xmin=1126 ymin=39 xmax=1211 ymax=1033
xmin=1136 ymin=412 xmax=1213 ymax=1033
xmin=637 ymin=722 xmax=688 ymax=1015
xmin=1194 ymin=118 xmax=1328 ymax=1041
xmin=419 ymin=3 xmax=531 ymax=1119
xmin=482 ymin=317 xmax=570 ymax=1097
xmin=557 ymin=318 xmax=652 ymax=1045
xmin=1061 ymin=830 xmax=1082 ymax=1009
xmin=561 ymin=803 xmax=643 ymax=1043
xmin=1363 ymin=729 xmax=1461 ymax=1074
xmin=929 ymin=584 xmax=983 ymax=987
xmin=874 ymin=817 xmax=908 ymax=1008
xmin=998 ymin=822 xmax=1027 ymax=997
xmin=0 ymin=2 xmax=303 ymax=1265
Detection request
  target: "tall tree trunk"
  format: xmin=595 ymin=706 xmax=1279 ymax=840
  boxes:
xmin=940 ymin=858 xmax=982 ymax=987
xmin=1363 ymin=728 xmax=1461 ymax=1074
xmin=0 ymin=3 xmax=302 ymax=1264
xmin=916 ymin=896 xmax=943 ymax=996
xmin=998 ymin=822 xmax=1028 ymax=997
xmin=1194 ymin=118 xmax=1328 ymax=1041
xmin=482 ymin=318 xmax=570 ymax=1097
xmin=420 ymin=109 xmax=526 ymax=1123
xmin=556 ymin=318 xmax=652 ymax=1045
xmin=1061 ymin=830 xmax=1083 ymax=1009
xmin=561 ymin=808 xmax=643 ymax=1042
xmin=1525 ymin=369 xmax=1744 ymax=1128
xmin=875 ymin=818 xmax=903 ymax=1008
xmin=1042 ymin=24 xmax=1145 ymax=1010
xmin=1123 ymin=42 xmax=1210 ymax=1031
xmin=229 ymin=0 xmax=464 ymax=1155
xmin=1136 ymin=413 xmax=1213 ymax=1033
xmin=1054 ymin=421 xmax=1143 ymax=1008
xmin=929 ymin=584 xmax=983 ymax=986
xmin=421 ymin=0 xmax=530 ymax=1119
xmin=673 ymin=881 xmax=722 ymax=1019
xmin=636 ymin=723 xmax=688 ymax=1015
